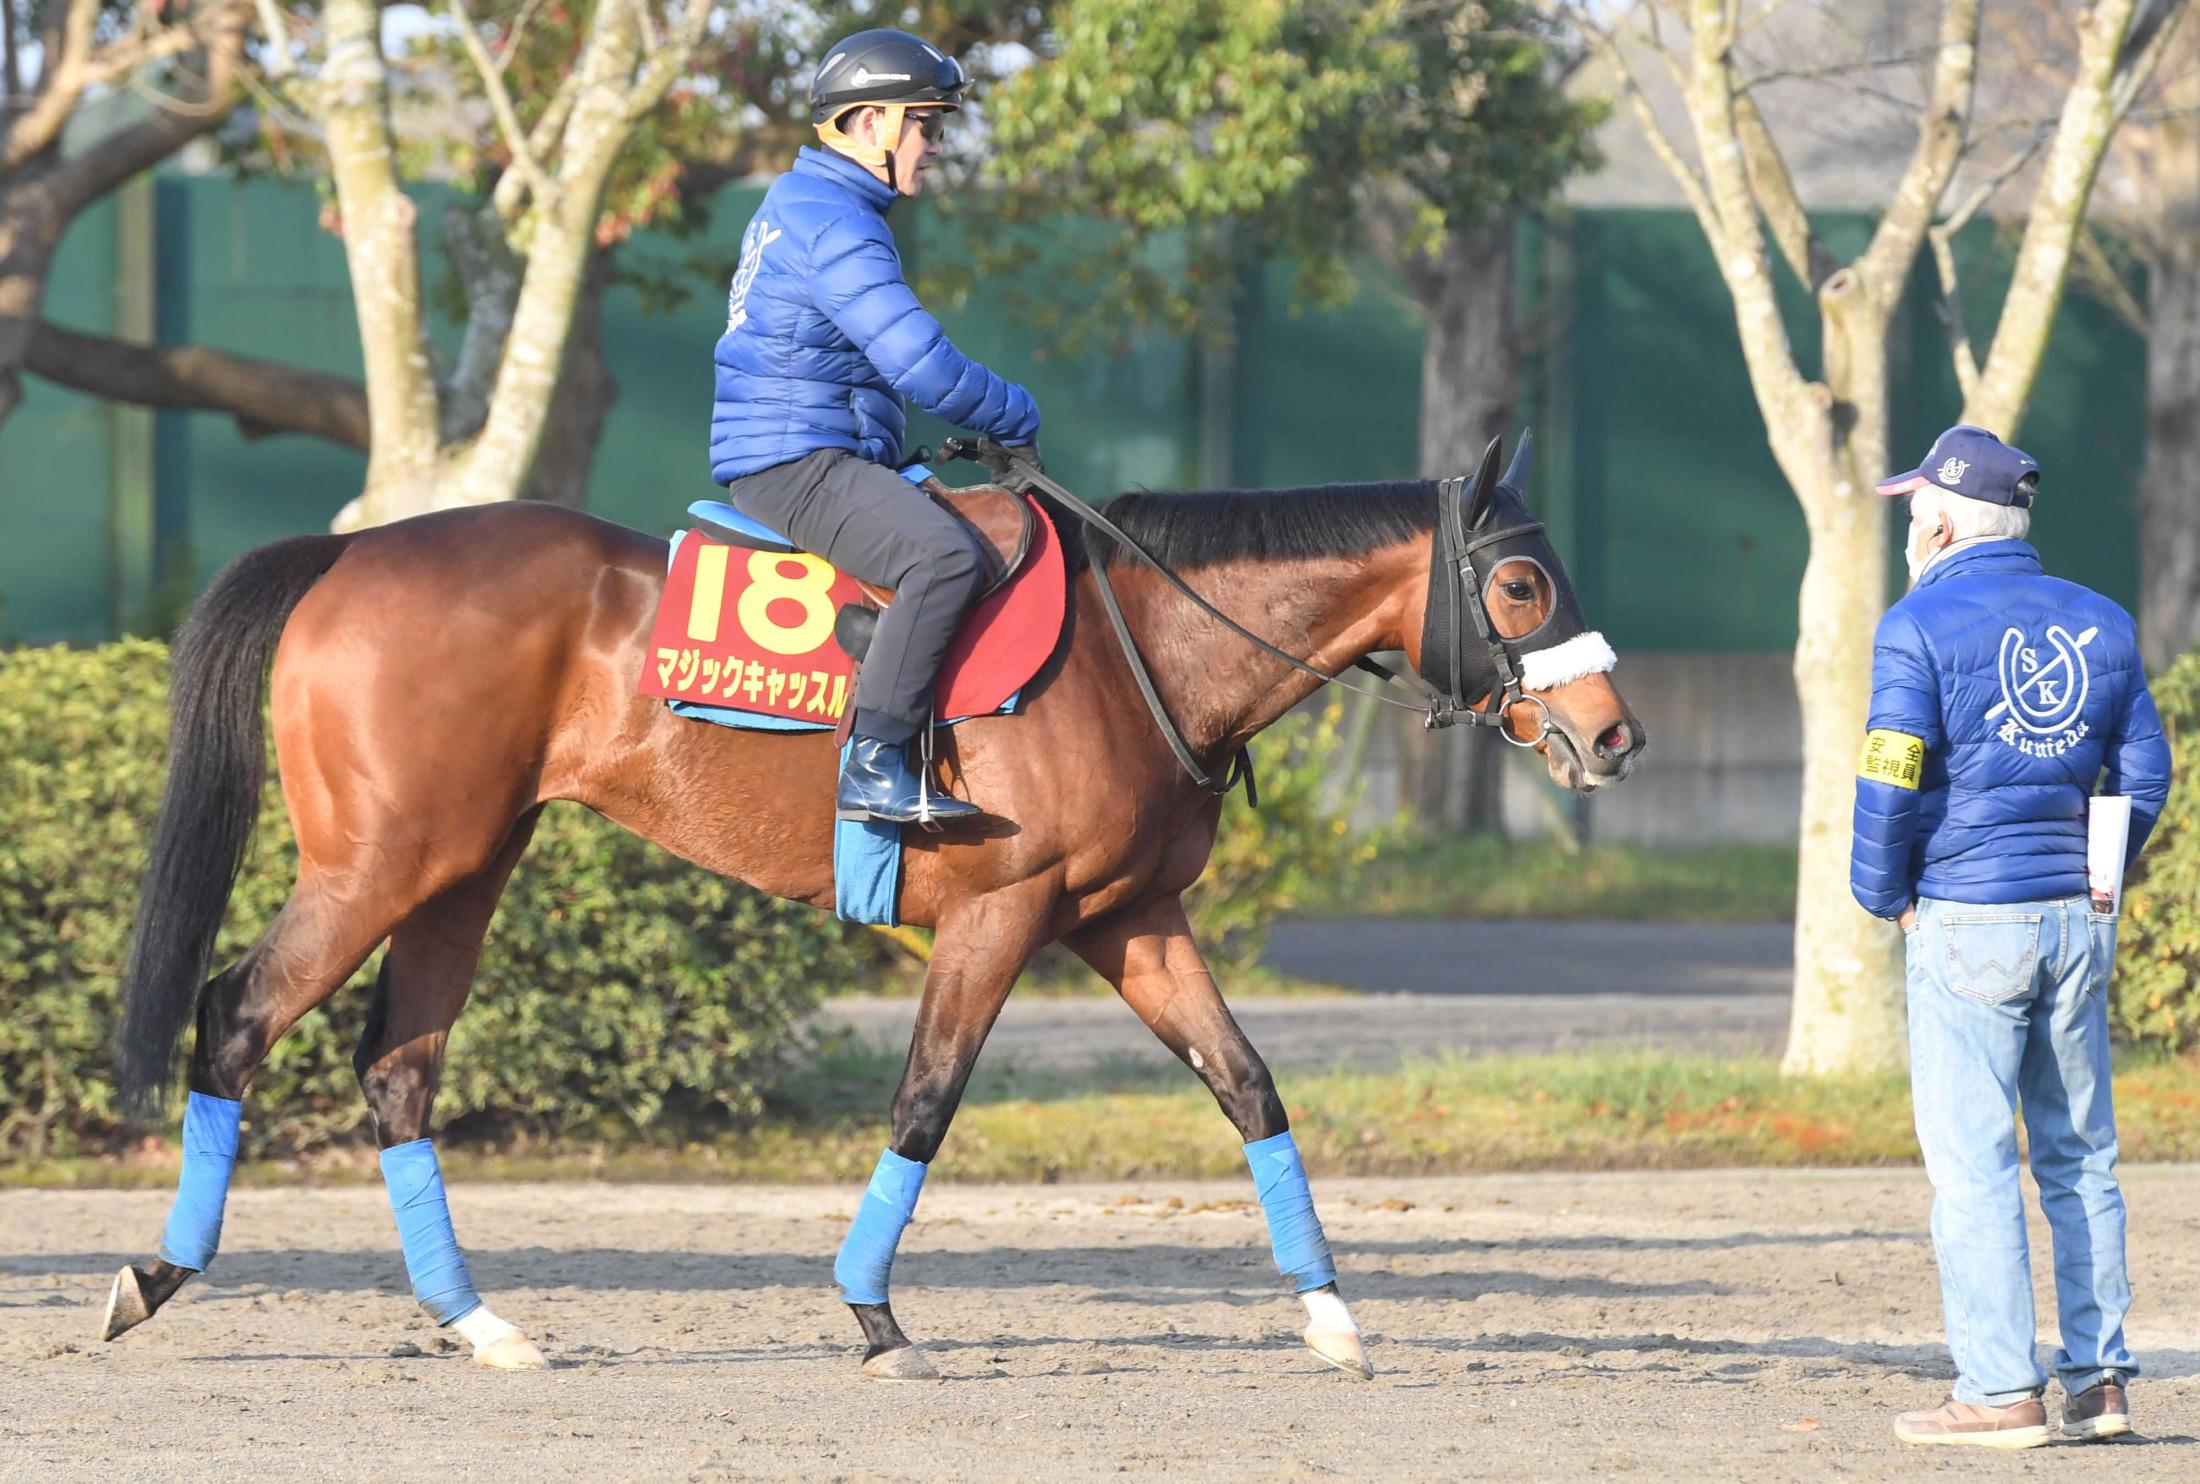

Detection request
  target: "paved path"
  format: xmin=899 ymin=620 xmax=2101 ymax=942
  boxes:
xmin=821 ymin=919 xmax=1794 ymax=1071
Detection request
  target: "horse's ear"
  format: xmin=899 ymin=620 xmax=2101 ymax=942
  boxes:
xmin=1499 ymin=428 xmax=1534 ymax=501
xmin=1465 ymin=435 xmax=1503 ymax=528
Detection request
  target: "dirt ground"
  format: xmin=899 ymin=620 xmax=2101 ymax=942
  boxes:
xmin=4 ymin=1168 xmax=2198 ymax=1483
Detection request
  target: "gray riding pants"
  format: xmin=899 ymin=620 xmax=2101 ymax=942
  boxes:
xmin=724 ymin=448 xmax=985 ymax=743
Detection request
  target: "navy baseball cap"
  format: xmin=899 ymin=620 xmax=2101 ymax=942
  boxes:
xmin=1877 ymin=425 xmax=2039 ymax=507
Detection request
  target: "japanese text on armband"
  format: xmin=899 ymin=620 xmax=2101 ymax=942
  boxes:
xmin=1858 ymin=728 xmax=1924 ymax=790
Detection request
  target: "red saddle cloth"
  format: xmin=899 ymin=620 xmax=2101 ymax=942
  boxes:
xmin=639 ymin=495 xmax=1066 ymax=725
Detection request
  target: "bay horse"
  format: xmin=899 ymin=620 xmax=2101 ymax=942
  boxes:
xmin=102 ymin=438 xmax=1643 ymax=1380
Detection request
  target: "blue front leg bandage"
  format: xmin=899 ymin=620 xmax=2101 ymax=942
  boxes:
xmin=834 ymin=1149 xmax=928 ymax=1305
xmin=158 ymin=1091 xmax=243 ymax=1271
xmin=1244 ymin=1131 xmax=1337 ymax=1291
xmin=379 ymin=1139 xmax=483 ymax=1326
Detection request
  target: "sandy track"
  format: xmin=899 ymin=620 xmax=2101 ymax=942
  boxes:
xmin=5 ymin=1170 xmax=2198 ymax=1482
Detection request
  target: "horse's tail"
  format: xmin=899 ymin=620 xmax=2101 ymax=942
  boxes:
xmin=115 ymin=532 xmax=353 ymax=1113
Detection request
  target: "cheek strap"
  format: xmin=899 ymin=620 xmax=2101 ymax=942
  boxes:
xmin=1518 ymin=631 xmax=1617 ymax=692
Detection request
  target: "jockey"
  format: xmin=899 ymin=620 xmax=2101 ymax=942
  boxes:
xmin=709 ymin=28 xmax=1041 ymax=824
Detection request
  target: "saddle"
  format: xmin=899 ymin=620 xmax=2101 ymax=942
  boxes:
xmin=687 ymin=478 xmax=1035 ymax=663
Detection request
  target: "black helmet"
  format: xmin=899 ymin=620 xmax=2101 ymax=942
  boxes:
xmin=809 ymin=29 xmax=968 ymax=126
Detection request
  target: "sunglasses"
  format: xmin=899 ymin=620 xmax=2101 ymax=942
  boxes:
xmin=910 ymin=111 xmax=948 ymax=145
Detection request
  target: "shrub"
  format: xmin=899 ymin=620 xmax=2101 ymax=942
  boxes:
xmin=2116 ymin=653 xmax=2200 ymax=1052
xmin=1187 ymin=702 xmax=1374 ymax=973
xmin=0 ymin=641 xmax=871 ymax=1157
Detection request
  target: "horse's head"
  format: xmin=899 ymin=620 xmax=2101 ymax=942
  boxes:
xmin=1406 ymin=434 xmax=1645 ymax=793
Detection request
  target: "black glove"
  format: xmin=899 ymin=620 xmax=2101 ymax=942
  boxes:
xmin=1007 ymin=439 xmax=1045 ymax=475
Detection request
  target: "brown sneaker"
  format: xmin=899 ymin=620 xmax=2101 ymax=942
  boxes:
xmin=1894 ymin=1395 xmax=2049 ymax=1449
xmin=2062 ymin=1380 xmax=2131 ymax=1441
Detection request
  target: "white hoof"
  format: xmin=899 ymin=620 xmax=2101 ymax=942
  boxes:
xmin=101 ymin=1266 xmax=152 ymax=1341
xmin=862 ymin=1345 xmax=940 ymax=1381
xmin=472 ymin=1334 xmax=548 ymax=1370
xmin=1305 ymin=1326 xmax=1374 ymax=1380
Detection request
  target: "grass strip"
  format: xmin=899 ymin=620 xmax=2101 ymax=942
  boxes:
xmin=1325 ymin=837 xmax=1799 ymax=922
xmin=14 ymin=1047 xmax=2200 ymax=1189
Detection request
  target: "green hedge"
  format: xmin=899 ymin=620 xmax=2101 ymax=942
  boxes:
xmin=0 ymin=643 xmax=1361 ymax=1158
xmin=0 ymin=641 xmax=870 ymax=1158
xmin=2117 ymin=653 xmax=2200 ymax=1051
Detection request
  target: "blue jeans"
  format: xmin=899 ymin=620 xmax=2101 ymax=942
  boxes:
xmin=1905 ymin=894 xmax=2136 ymax=1405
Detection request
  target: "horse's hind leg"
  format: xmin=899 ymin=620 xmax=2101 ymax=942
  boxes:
xmin=1066 ymin=894 xmax=1371 ymax=1379
xmin=103 ymin=879 xmax=392 ymax=1340
xmin=352 ymin=812 xmax=544 ymax=1369
xmin=835 ymin=883 xmax=1053 ymax=1380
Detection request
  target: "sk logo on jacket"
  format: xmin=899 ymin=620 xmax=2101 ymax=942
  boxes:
xmin=1991 ymin=624 xmax=2094 ymax=758
xmin=725 ymin=219 xmax=783 ymax=335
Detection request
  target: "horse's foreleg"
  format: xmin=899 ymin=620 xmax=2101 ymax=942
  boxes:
xmin=1066 ymin=895 xmax=1371 ymax=1379
xmin=103 ymin=881 xmax=389 ymax=1342
xmin=839 ymin=884 xmax=1051 ymax=1380
xmin=354 ymin=814 xmax=543 ymax=1370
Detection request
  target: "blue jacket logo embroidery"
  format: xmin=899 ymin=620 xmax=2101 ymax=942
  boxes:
xmin=724 ymin=219 xmax=782 ymax=334
xmin=1991 ymin=623 xmax=2094 ymax=752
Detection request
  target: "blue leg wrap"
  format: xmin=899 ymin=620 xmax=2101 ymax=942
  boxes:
xmin=379 ymin=1139 xmax=483 ymax=1326
xmin=1244 ymin=1131 xmax=1337 ymax=1292
xmin=834 ymin=1149 xmax=928 ymax=1305
xmin=158 ymin=1091 xmax=243 ymax=1271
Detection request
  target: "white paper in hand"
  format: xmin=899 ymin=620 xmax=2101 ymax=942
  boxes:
xmin=2087 ymin=795 xmax=2132 ymax=910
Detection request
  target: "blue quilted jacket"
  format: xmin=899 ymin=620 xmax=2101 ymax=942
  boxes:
xmin=708 ymin=147 xmax=1041 ymax=482
xmin=1850 ymin=541 xmax=2170 ymax=918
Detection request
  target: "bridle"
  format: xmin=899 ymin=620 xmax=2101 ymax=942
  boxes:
xmin=935 ymin=435 xmax=1569 ymax=798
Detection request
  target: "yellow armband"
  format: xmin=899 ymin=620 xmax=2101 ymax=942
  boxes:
xmin=1858 ymin=729 xmax=1924 ymax=790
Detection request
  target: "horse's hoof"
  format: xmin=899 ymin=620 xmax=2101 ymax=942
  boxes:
xmin=862 ymin=1344 xmax=940 ymax=1381
xmin=1305 ymin=1326 xmax=1373 ymax=1380
xmin=472 ymin=1334 xmax=549 ymax=1370
xmin=101 ymin=1266 xmax=153 ymax=1341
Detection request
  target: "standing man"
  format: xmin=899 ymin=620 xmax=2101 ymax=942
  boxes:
xmin=710 ymin=28 xmax=1042 ymax=824
xmin=1853 ymin=425 xmax=2171 ymax=1449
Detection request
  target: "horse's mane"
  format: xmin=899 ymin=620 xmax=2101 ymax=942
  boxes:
xmin=1055 ymin=480 xmax=1439 ymax=574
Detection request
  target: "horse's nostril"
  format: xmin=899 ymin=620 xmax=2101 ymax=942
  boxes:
xmin=1596 ymin=722 xmax=1631 ymax=759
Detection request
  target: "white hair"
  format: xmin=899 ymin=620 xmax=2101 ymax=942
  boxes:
xmin=1911 ymin=485 xmax=2030 ymax=543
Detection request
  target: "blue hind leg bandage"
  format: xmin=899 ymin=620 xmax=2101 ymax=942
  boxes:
xmin=1244 ymin=1131 xmax=1337 ymax=1291
xmin=158 ymin=1091 xmax=243 ymax=1271
xmin=834 ymin=1149 xmax=928 ymax=1305
xmin=379 ymin=1139 xmax=483 ymax=1325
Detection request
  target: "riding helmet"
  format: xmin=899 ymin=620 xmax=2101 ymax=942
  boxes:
xmin=809 ymin=29 xmax=968 ymax=126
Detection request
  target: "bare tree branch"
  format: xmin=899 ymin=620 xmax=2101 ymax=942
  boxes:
xmin=254 ymin=0 xmax=296 ymax=79
xmin=1 ymin=0 xmax=100 ymax=171
xmin=1572 ymin=8 xmax=1726 ymax=253
xmin=1735 ymin=89 xmax=1834 ymax=289
xmin=1852 ymin=0 xmax=1983 ymax=310
xmin=449 ymin=0 xmax=557 ymax=214
xmin=623 ymin=0 xmax=710 ymax=123
xmin=46 ymin=3 xmax=251 ymax=218
xmin=1969 ymin=0 xmax=2168 ymax=432
xmin=25 ymin=320 xmax=369 ymax=447
xmin=2075 ymin=219 xmax=2150 ymax=336
xmin=492 ymin=69 xmax=582 ymax=223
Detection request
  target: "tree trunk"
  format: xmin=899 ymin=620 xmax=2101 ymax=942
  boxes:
xmin=2140 ymin=96 xmax=2200 ymax=669
xmin=521 ymin=250 xmax=617 ymax=507
xmin=1398 ymin=218 xmax=1519 ymax=832
xmin=1781 ymin=288 xmax=1905 ymax=1075
xmin=0 ymin=181 xmax=58 ymax=426
xmin=321 ymin=0 xmax=442 ymax=525
xmin=440 ymin=0 xmax=644 ymax=509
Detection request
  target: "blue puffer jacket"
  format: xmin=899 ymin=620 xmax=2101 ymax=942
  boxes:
xmin=708 ymin=147 xmax=1041 ymax=482
xmin=1850 ymin=541 xmax=2170 ymax=918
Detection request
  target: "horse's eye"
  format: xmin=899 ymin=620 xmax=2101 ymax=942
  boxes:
xmin=1503 ymin=581 xmax=1535 ymax=602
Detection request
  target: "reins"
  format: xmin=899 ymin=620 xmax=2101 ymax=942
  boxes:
xmin=933 ymin=438 xmax=1545 ymax=801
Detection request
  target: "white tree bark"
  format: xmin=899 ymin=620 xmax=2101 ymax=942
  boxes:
xmin=1964 ymin=0 xmax=2173 ymax=434
xmin=319 ymin=0 xmax=442 ymax=524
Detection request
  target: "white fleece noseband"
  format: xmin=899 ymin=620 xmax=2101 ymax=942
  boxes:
xmin=1518 ymin=631 xmax=1617 ymax=692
